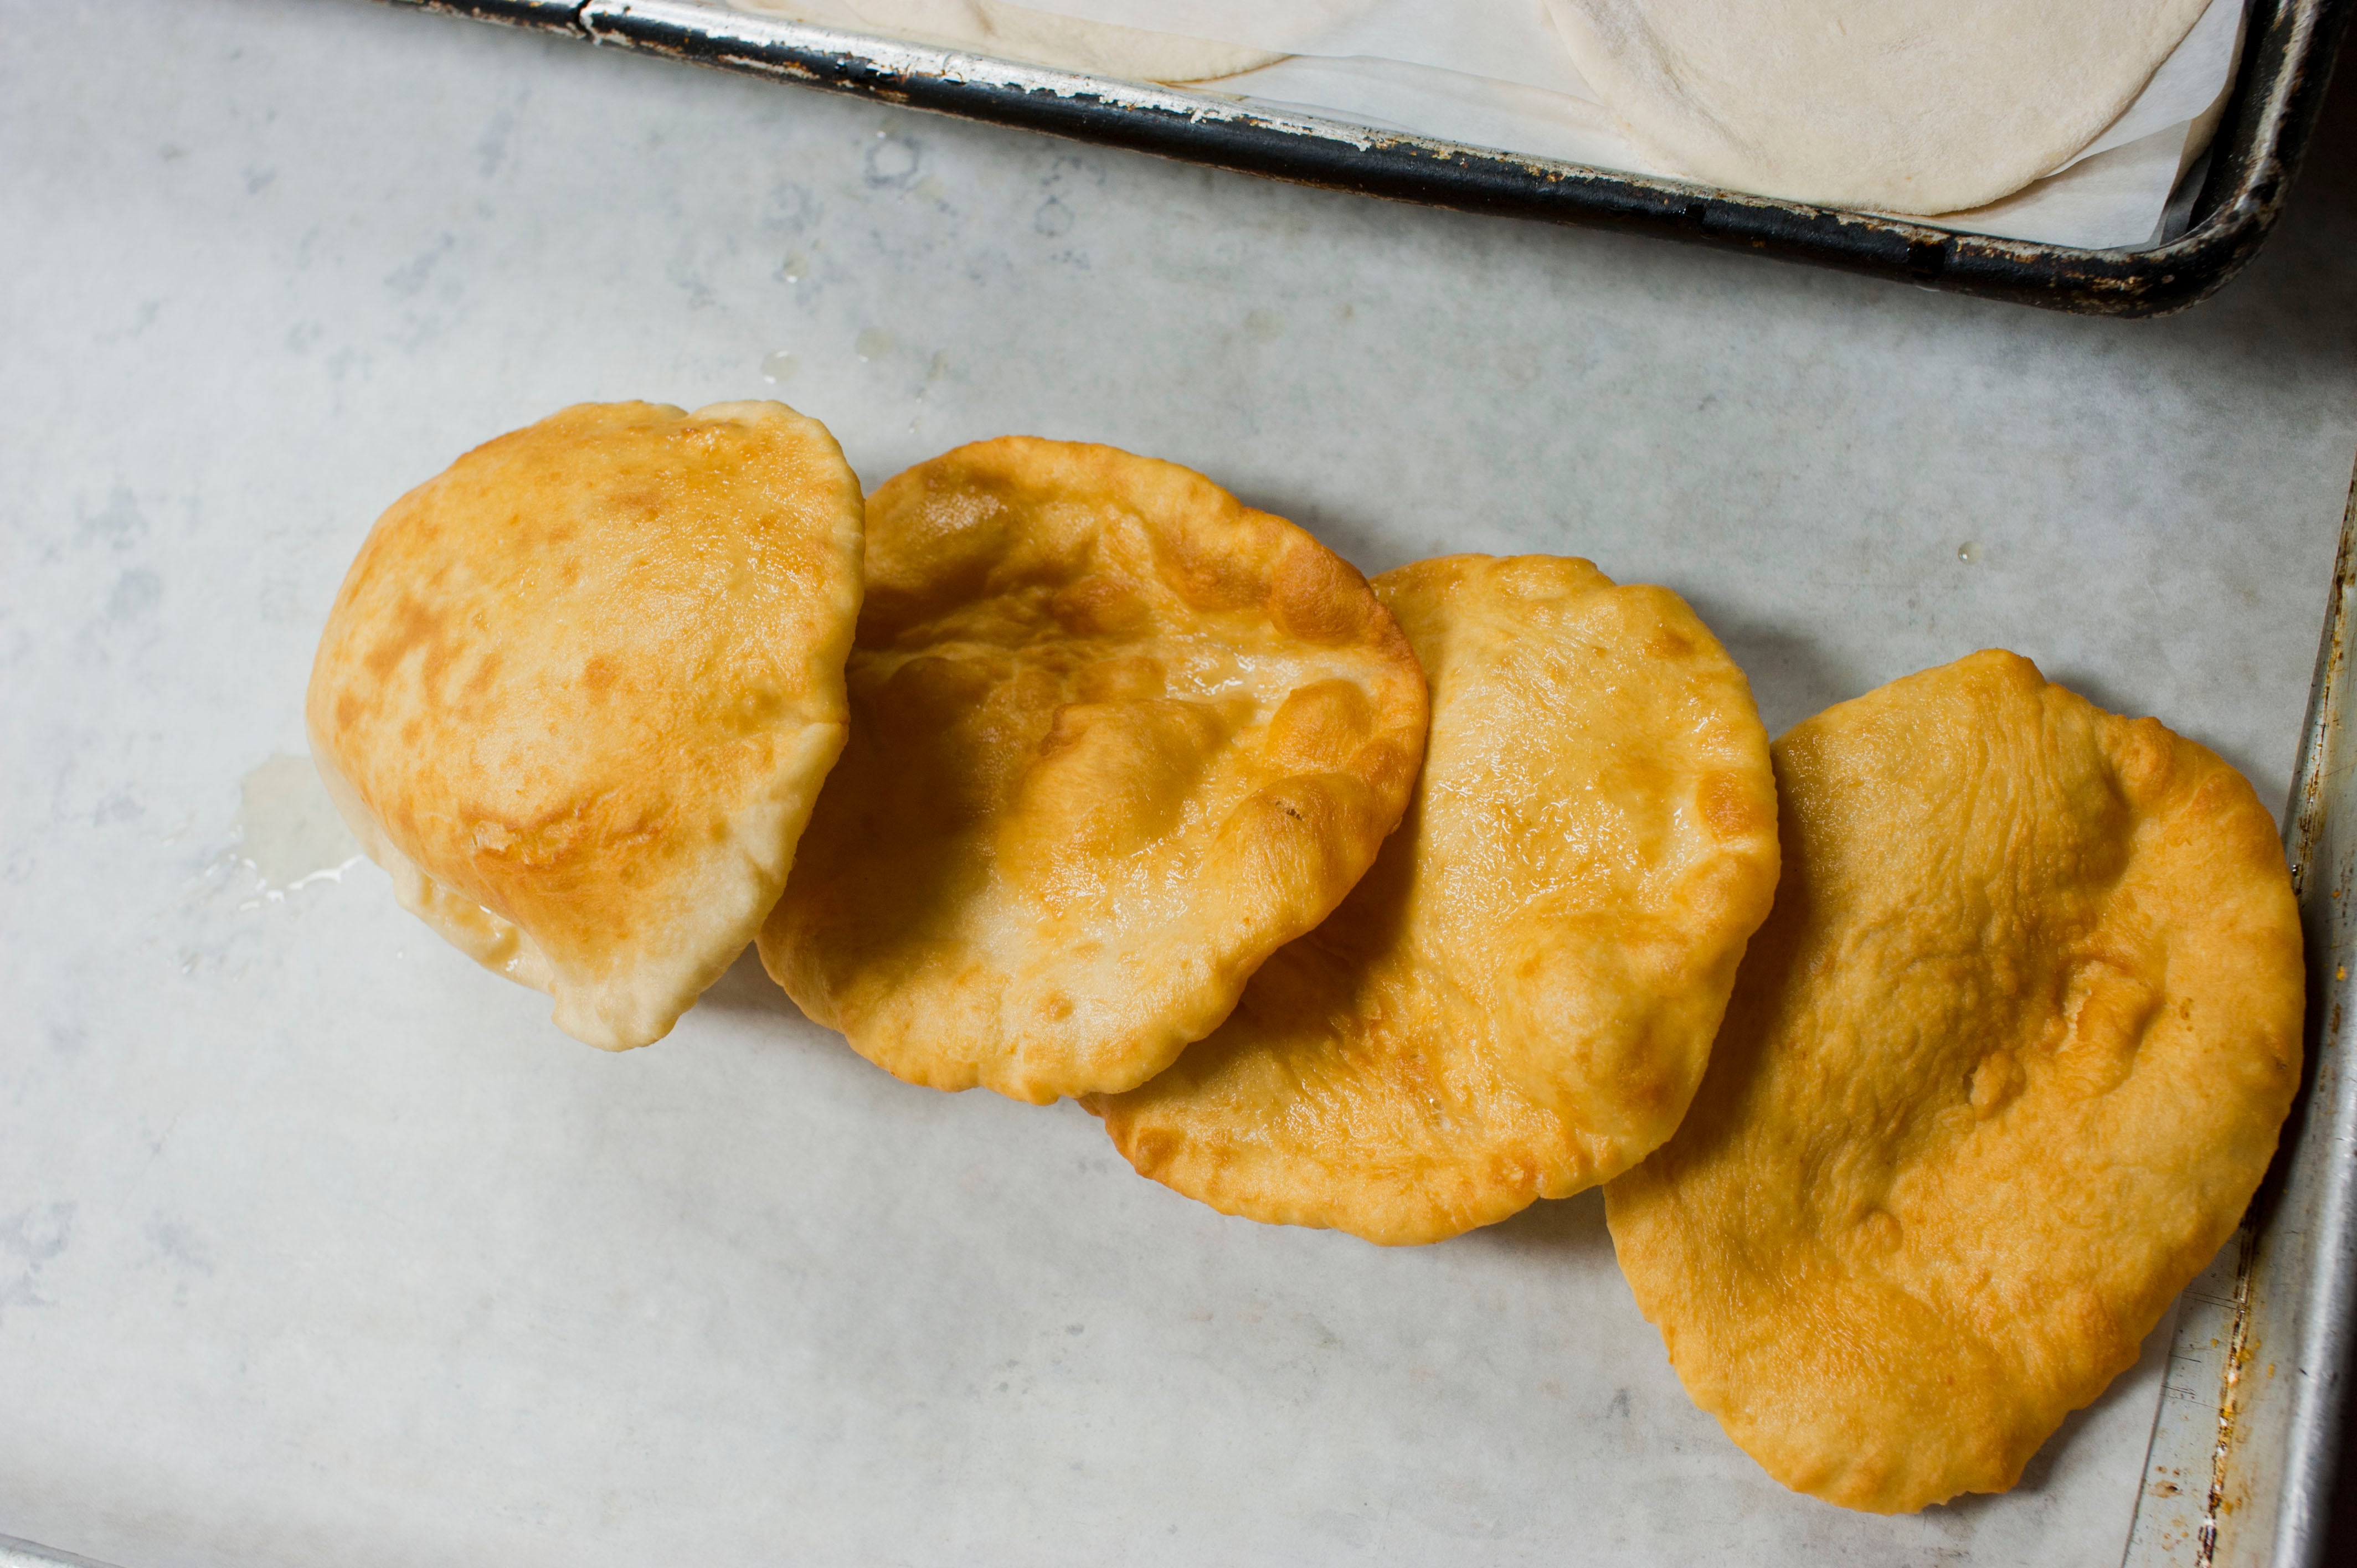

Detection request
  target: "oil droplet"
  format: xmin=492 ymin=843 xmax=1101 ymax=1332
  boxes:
xmin=1957 ymin=541 xmax=1980 ymax=565
xmin=1245 ymin=309 xmax=1285 ymax=343
xmin=761 ymin=349 xmax=799 ymax=383
xmin=236 ymin=754 xmax=360 ymax=894
xmin=856 ymin=328 xmax=896 ymax=361
xmin=779 ymin=249 xmax=806 ymax=282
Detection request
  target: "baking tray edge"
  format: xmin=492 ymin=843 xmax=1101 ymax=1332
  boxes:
xmin=2124 ymin=456 xmax=2357 ymax=1568
xmin=380 ymin=0 xmax=2350 ymax=316
xmin=1 ymin=1533 xmax=120 ymax=1568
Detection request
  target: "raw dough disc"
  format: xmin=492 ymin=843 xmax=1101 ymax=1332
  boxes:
xmin=759 ymin=437 xmax=1427 ymax=1104
xmin=307 ymin=401 xmax=866 ymax=1051
xmin=738 ymin=1 xmax=1285 ymax=82
xmin=1541 ymin=0 xmax=2213 ymax=213
xmin=1093 ymin=555 xmax=1781 ymax=1245
xmin=1606 ymin=651 xmax=2304 ymax=1512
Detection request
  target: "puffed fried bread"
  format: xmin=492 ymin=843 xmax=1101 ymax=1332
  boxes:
xmin=1605 ymin=650 xmax=2304 ymax=1513
xmin=1093 ymin=554 xmax=1781 ymax=1244
xmin=759 ymin=437 xmax=1427 ymax=1103
xmin=307 ymin=400 xmax=865 ymax=1050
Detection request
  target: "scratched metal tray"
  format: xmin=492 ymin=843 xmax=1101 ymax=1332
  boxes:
xmin=2116 ymin=463 xmax=2357 ymax=1568
xmin=389 ymin=0 xmax=2351 ymax=315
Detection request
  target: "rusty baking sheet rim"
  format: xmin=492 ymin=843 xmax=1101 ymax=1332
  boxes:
xmin=2119 ymin=457 xmax=2357 ymax=1568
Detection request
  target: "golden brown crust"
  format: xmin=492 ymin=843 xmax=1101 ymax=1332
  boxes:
xmin=758 ymin=437 xmax=1427 ymax=1103
xmin=1604 ymin=649 xmax=2305 ymax=1513
xmin=306 ymin=400 xmax=865 ymax=1050
xmin=1092 ymin=555 xmax=1782 ymax=1244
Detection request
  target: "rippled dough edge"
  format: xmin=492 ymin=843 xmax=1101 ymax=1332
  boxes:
xmin=1605 ymin=650 xmax=2304 ymax=1514
xmin=306 ymin=400 xmax=866 ymax=1051
xmin=759 ymin=436 xmax=1428 ymax=1104
xmin=1091 ymin=554 xmax=1782 ymax=1245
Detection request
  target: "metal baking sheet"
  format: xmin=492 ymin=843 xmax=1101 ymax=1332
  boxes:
xmin=4 ymin=1 xmax=2355 ymax=1564
xmin=2121 ymin=467 xmax=2357 ymax=1568
xmin=386 ymin=0 xmax=2353 ymax=316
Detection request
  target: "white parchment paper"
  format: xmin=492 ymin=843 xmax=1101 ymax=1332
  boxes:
xmin=765 ymin=0 xmax=2245 ymax=248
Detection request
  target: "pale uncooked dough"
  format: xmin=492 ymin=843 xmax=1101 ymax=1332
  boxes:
xmin=1540 ymin=0 xmax=2214 ymax=214
xmin=738 ymin=0 xmax=1284 ymax=82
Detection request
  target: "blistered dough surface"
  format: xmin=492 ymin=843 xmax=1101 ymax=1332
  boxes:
xmin=760 ymin=437 xmax=1425 ymax=1103
xmin=1095 ymin=555 xmax=1779 ymax=1244
xmin=307 ymin=400 xmax=864 ymax=1050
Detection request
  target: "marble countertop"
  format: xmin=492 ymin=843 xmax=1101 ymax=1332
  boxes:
xmin=3 ymin=2 xmax=2354 ymax=1564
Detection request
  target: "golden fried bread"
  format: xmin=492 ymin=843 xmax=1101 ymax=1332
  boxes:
xmin=758 ymin=437 xmax=1426 ymax=1103
xmin=307 ymin=401 xmax=864 ymax=1050
xmin=1605 ymin=650 xmax=2304 ymax=1514
xmin=1092 ymin=555 xmax=1780 ymax=1244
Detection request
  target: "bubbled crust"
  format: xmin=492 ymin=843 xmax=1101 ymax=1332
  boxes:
xmin=1604 ymin=650 xmax=2305 ymax=1514
xmin=758 ymin=437 xmax=1427 ymax=1103
xmin=1092 ymin=555 xmax=1781 ymax=1244
xmin=305 ymin=400 xmax=865 ymax=1050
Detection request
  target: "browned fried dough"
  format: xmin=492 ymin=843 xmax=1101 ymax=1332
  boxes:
xmin=1095 ymin=554 xmax=1780 ymax=1244
xmin=761 ymin=437 xmax=1427 ymax=1103
xmin=1607 ymin=651 xmax=2304 ymax=1512
xmin=308 ymin=400 xmax=864 ymax=1049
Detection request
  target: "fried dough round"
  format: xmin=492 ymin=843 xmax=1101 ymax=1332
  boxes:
xmin=307 ymin=400 xmax=864 ymax=1051
xmin=1089 ymin=555 xmax=1779 ymax=1244
xmin=1605 ymin=650 xmax=2304 ymax=1514
xmin=758 ymin=437 xmax=1427 ymax=1104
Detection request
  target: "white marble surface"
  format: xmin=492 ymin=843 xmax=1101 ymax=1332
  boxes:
xmin=3 ymin=2 xmax=2354 ymax=1565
